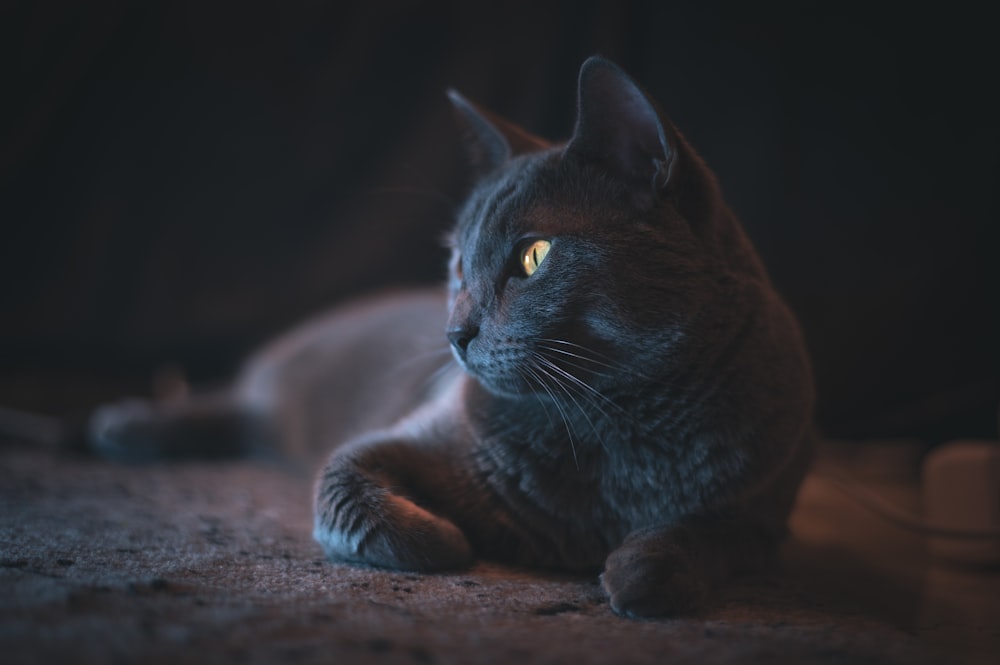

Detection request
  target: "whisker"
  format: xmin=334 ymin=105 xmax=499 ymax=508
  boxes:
xmin=531 ymin=356 xmax=609 ymax=457
xmin=534 ymin=354 xmax=628 ymax=418
xmin=393 ymin=345 xmax=453 ymax=371
xmin=537 ymin=338 xmax=620 ymax=363
xmin=536 ymin=341 xmax=620 ymax=373
xmin=536 ymin=346 xmax=616 ymax=380
xmin=517 ymin=367 xmax=559 ymax=434
xmin=421 ymin=357 xmax=460 ymax=392
xmin=539 ymin=337 xmax=657 ymax=384
xmin=523 ymin=363 xmax=581 ymax=470
xmin=383 ymin=345 xmax=457 ymax=394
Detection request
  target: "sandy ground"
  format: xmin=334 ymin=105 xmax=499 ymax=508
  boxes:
xmin=1 ymin=441 xmax=997 ymax=664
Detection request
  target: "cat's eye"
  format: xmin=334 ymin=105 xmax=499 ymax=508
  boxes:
xmin=520 ymin=239 xmax=551 ymax=277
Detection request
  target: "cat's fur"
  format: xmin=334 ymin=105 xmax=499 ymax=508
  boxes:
xmin=87 ymin=57 xmax=814 ymax=617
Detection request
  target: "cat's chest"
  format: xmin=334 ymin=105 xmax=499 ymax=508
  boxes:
xmin=462 ymin=410 xmax=743 ymax=569
xmin=474 ymin=424 xmax=699 ymax=532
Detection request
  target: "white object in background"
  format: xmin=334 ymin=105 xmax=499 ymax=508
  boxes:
xmin=922 ymin=440 xmax=1000 ymax=564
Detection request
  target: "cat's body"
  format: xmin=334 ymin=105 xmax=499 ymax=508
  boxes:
xmin=84 ymin=57 xmax=814 ymax=617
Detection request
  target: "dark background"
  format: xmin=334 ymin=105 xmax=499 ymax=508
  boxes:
xmin=1 ymin=1 xmax=996 ymax=442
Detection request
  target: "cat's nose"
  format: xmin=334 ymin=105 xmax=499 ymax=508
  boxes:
xmin=447 ymin=326 xmax=478 ymax=361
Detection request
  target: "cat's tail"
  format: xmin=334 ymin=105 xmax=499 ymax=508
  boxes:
xmin=0 ymin=405 xmax=69 ymax=450
xmin=86 ymin=393 xmax=276 ymax=462
xmin=0 ymin=391 xmax=277 ymax=462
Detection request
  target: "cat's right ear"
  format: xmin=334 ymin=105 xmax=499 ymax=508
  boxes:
xmin=447 ymin=89 xmax=550 ymax=176
xmin=564 ymin=57 xmax=677 ymax=210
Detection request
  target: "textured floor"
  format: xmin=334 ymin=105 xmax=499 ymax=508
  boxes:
xmin=1 ymin=441 xmax=996 ymax=664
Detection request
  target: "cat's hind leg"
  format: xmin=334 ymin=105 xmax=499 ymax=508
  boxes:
xmin=313 ymin=438 xmax=472 ymax=572
xmin=88 ymin=392 xmax=274 ymax=462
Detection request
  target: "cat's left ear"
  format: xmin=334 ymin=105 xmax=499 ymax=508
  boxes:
xmin=447 ymin=89 xmax=551 ymax=176
xmin=564 ymin=57 xmax=676 ymax=209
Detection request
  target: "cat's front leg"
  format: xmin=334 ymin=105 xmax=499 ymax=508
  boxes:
xmin=313 ymin=439 xmax=472 ymax=572
xmin=601 ymin=517 xmax=776 ymax=618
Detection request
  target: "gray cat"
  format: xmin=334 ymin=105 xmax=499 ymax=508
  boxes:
xmin=88 ymin=56 xmax=814 ymax=618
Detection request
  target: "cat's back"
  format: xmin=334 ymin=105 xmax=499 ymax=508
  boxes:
xmin=236 ymin=288 xmax=457 ymax=457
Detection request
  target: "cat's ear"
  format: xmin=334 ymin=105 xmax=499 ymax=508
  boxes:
xmin=447 ymin=89 xmax=551 ymax=176
xmin=564 ymin=57 xmax=675 ymax=208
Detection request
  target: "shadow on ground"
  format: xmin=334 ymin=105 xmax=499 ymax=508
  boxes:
xmin=2 ymin=442 xmax=995 ymax=664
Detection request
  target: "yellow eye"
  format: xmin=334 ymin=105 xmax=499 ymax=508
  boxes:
xmin=521 ymin=239 xmax=551 ymax=276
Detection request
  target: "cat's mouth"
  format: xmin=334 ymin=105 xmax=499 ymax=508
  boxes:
xmin=459 ymin=338 xmax=614 ymax=404
xmin=454 ymin=342 xmax=532 ymax=398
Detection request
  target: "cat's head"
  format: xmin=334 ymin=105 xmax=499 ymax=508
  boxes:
xmin=444 ymin=56 xmax=749 ymax=399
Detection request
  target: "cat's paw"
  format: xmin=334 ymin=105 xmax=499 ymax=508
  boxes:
xmin=88 ymin=399 xmax=160 ymax=461
xmin=314 ymin=489 xmax=472 ymax=572
xmin=600 ymin=529 xmax=707 ymax=618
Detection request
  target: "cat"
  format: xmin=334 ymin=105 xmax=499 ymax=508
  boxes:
xmin=82 ymin=56 xmax=815 ymax=618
